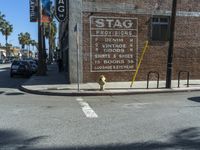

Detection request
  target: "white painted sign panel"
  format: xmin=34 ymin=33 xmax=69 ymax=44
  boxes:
xmin=90 ymin=16 xmax=138 ymax=72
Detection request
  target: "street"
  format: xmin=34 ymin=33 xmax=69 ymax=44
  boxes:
xmin=1 ymin=65 xmax=200 ymax=149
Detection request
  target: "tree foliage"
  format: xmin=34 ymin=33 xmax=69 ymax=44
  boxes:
xmin=18 ymin=32 xmax=31 ymax=49
xmin=0 ymin=11 xmax=13 ymax=45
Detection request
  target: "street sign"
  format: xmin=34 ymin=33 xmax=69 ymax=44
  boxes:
xmin=55 ymin=0 xmax=67 ymax=22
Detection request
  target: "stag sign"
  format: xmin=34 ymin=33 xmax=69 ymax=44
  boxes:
xmin=55 ymin=0 xmax=67 ymax=22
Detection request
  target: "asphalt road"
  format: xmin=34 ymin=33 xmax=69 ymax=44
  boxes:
xmin=0 ymin=64 xmax=29 ymax=90
xmin=1 ymin=64 xmax=200 ymax=150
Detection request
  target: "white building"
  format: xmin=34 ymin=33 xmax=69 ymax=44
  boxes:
xmin=0 ymin=48 xmax=6 ymax=61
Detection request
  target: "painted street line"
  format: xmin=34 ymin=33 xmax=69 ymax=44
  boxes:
xmin=0 ymin=69 xmax=6 ymax=72
xmin=123 ymin=103 xmax=151 ymax=109
xmin=76 ymin=97 xmax=98 ymax=118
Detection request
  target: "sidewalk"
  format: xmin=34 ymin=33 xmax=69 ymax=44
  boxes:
xmin=20 ymin=64 xmax=200 ymax=96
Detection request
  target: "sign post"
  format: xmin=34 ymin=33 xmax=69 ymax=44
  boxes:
xmin=74 ymin=24 xmax=80 ymax=92
xmin=55 ymin=0 xmax=67 ymax=22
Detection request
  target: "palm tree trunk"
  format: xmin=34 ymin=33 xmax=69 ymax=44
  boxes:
xmin=43 ymin=26 xmax=47 ymax=72
xmin=37 ymin=0 xmax=46 ymax=76
xmin=48 ymin=23 xmax=52 ymax=63
xmin=5 ymin=34 xmax=8 ymax=57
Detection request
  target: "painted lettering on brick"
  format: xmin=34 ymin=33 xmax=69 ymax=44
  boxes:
xmin=90 ymin=16 xmax=138 ymax=72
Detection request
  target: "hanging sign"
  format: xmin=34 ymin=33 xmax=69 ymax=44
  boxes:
xmin=29 ymin=0 xmax=38 ymax=22
xmin=41 ymin=0 xmax=51 ymax=23
xmin=55 ymin=0 xmax=67 ymax=22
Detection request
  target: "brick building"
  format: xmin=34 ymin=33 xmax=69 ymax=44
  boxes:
xmin=59 ymin=0 xmax=200 ymax=83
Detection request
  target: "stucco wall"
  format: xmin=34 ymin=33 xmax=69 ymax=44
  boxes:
xmin=68 ymin=0 xmax=83 ymax=83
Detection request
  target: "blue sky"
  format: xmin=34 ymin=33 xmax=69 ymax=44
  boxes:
xmin=0 ymin=0 xmax=38 ymax=47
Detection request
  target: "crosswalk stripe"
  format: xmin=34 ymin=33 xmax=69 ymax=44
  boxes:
xmin=76 ymin=97 xmax=98 ymax=118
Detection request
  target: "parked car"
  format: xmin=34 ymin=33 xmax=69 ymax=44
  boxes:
xmin=0 ymin=59 xmax=5 ymax=64
xmin=10 ymin=60 xmax=32 ymax=78
xmin=27 ymin=60 xmax=38 ymax=74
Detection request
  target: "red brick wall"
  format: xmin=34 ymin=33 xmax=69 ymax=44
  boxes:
xmin=83 ymin=0 xmax=200 ymax=12
xmin=173 ymin=16 xmax=200 ymax=80
xmin=81 ymin=0 xmax=200 ymax=82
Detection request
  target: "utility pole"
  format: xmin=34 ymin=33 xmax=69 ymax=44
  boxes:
xmin=166 ymin=0 xmax=177 ymax=88
xmin=37 ymin=0 xmax=46 ymax=75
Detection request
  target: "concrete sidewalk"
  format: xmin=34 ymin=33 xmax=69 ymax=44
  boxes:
xmin=20 ymin=64 xmax=200 ymax=96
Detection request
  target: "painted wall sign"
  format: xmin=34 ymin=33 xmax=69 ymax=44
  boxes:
xmin=90 ymin=16 xmax=138 ymax=72
xmin=55 ymin=0 xmax=67 ymax=22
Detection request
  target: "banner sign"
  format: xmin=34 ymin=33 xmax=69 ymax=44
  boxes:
xmin=55 ymin=0 xmax=67 ymax=22
xmin=41 ymin=0 xmax=51 ymax=23
xmin=30 ymin=0 xmax=38 ymax=22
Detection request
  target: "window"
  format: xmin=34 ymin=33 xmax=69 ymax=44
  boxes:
xmin=151 ymin=16 xmax=170 ymax=41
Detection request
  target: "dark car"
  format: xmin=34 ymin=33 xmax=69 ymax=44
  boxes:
xmin=10 ymin=60 xmax=32 ymax=78
xmin=27 ymin=60 xmax=38 ymax=74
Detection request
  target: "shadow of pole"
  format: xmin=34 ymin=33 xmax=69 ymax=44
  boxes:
xmin=188 ymin=97 xmax=200 ymax=103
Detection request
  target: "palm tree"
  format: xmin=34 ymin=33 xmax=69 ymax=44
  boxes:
xmin=0 ymin=21 xmax=13 ymax=56
xmin=30 ymin=40 xmax=37 ymax=51
xmin=1 ymin=21 xmax=13 ymax=45
xmin=0 ymin=12 xmax=5 ymax=20
xmin=30 ymin=40 xmax=37 ymax=58
xmin=18 ymin=32 xmax=31 ymax=58
xmin=24 ymin=32 xmax=31 ymax=57
xmin=0 ymin=12 xmax=5 ymax=29
xmin=18 ymin=32 xmax=27 ymax=49
xmin=44 ymin=20 xmax=57 ymax=62
xmin=18 ymin=32 xmax=31 ymax=48
xmin=0 ymin=12 xmax=6 ymax=30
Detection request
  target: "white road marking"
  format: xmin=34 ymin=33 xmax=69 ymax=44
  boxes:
xmin=76 ymin=97 xmax=98 ymax=118
xmin=0 ymin=69 xmax=5 ymax=72
xmin=123 ymin=103 xmax=151 ymax=109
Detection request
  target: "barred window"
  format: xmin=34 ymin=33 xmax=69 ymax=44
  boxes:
xmin=151 ymin=16 xmax=170 ymax=41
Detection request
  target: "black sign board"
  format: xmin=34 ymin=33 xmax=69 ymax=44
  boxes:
xmin=55 ymin=0 xmax=67 ymax=22
xmin=29 ymin=0 xmax=38 ymax=22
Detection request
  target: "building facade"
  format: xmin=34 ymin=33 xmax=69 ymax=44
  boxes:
xmin=59 ymin=0 xmax=200 ymax=83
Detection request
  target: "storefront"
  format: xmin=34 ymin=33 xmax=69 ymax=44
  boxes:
xmin=0 ymin=49 xmax=6 ymax=63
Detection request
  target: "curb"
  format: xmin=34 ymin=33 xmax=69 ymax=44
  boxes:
xmin=19 ymin=85 xmax=200 ymax=96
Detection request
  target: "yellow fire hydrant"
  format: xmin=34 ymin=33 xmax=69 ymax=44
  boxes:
xmin=98 ymin=75 xmax=106 ymax=91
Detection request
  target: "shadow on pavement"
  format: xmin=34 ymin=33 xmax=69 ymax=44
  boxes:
xmin=1 ymin=127 xmax=200 ymax=150
xmin=5 ymin=92 xmax=25 ymax=96
xmin=0 ymin=91 xmax=4 ymax=94
xmin=0 ymin=129 xmax=48 ymax=149
xmin=0 ymin=64 xmax=67 ymax=90
xmin=23 ymin=64 xmax=69 ymax=86
xmin=0 ymin=67 xmax=29 ymax=89
xmin=188 ymin=97 xmax=200 ymax=103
